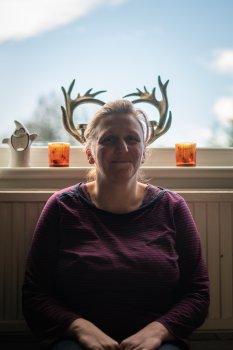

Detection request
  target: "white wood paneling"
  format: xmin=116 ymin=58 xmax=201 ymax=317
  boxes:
xmin=181 ymin=192 xmax=233 ymax=330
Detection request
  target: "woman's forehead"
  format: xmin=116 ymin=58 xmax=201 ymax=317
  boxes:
xmin=97 ymin=113 xmax=142 ymax=131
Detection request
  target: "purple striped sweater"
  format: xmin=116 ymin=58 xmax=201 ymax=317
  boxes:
xmin=22 ymin=183 xmax=209 ymax=347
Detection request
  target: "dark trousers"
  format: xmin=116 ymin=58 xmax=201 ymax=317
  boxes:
xmin=50 ymin=339 xmax=188 ymax=350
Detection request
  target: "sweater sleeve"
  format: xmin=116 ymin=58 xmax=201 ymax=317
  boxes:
xmin=22 ymin=192 xmax=80 ymax=348
xmin=157 ymin=193 xmax=210 ymax=340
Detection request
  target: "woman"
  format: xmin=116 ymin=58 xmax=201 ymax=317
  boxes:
xmin=22 ymin=100 xmax=209 ymax=350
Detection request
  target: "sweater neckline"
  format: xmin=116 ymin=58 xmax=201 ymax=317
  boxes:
xmin=75 ymin=182 xmax=166 ymax=216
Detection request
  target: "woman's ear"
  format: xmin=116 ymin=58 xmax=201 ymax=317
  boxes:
xmin=141 ymin=149 xmax=146 ymax=164
xmin=86 ymin=148 xmax=95 ymax=165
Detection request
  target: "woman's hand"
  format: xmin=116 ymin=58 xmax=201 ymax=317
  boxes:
xmin=120 ymin=321 xmax=174 ymax=350
xmin=68 ymin=318 xmax=119 ymax=350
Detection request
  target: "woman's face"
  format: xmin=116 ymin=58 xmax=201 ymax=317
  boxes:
xmin=88 ymin=113 xmax=145 ymax=183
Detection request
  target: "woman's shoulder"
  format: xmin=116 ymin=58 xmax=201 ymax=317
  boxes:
xmin=46 ymin=183 xmax=81 ymax=204
xmin=147 ymin=184 xmax=186 ymax=205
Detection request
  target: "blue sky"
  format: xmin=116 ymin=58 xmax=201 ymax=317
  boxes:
xmin=0 ymin=0 xmax=233 ymax=146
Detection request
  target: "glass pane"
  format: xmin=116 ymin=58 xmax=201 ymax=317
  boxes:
xmin=0 ymin=1 xmax=233 ymax=147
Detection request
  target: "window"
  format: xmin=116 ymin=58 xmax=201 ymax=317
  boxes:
xmin=0 ymin=1 xmax=233 ymax=148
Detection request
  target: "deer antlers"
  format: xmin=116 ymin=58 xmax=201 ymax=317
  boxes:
xmin=61 ymin=76 xmax=172 ymax=145
xmin=123 ymin=76 xmax=172 ymax=145
xmin=61 ymin=79 xmax=106 ymax=144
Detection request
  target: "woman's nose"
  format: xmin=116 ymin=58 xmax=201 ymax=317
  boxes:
xmin=116 ymin=139 xmax=128 ymax=152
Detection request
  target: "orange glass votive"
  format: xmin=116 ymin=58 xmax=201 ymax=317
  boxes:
xmin=48 ymin=142 xmax=70 ymax=167
xmin=175 ymin=142 xmax=196 ymax=166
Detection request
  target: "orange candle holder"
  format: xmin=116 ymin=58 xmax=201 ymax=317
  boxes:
xmin=175 ymin=142 xmax=196 ymax=166
xmin=48 ymin=142 xmax=70 ymax=167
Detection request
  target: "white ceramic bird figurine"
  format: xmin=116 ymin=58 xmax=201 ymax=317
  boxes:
xmin=2 ymin=120 xmax=37 ymax=167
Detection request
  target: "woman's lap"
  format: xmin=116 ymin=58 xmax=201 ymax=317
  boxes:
xmin=49 ymin=339 xmax=83 ymax=350
xmin=50 ymin=340 xmax=186 ymax=350
xmin=159 ymin=342 xmax=186 ymax=350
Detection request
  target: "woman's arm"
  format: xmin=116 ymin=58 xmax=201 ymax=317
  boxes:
xmin=157 ymin=195 xmax=210 ymax=340
xmin=22 ymin=192 xmax=80 ymax=347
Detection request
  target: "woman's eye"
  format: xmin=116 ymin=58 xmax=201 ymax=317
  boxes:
xmin=102 ymin=136 xmax=116 ymax=144
xmin=126 ymin=135 xmax=140 ymax=143
xmin=100 ymin=135 xmax=140 ymax=145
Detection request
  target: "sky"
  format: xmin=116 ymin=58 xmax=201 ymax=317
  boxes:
xmin=0 ymin=0 xmax=233 ymax=147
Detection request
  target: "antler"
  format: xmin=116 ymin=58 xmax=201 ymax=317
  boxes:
xmin=61 ymin=79 xmax=106 ymax=144
xmin=123 ymin=76 xmax=172 ymax=145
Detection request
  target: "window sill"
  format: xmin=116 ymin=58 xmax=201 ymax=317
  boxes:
xmin=0 ymin=147 xmax=232 ymax=190
xmin=0 ymin=165 xmax=232 ymax=190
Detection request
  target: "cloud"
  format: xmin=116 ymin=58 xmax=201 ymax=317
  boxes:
xmin=210 ymin=49 xmax=233 ymax=75
xmin=212 ymin=95 xmax=233 ymax=124
xmin=181 ymin=126 xmax=213 ymax=146
xmin=0 ymin=0 xmax=125 ymax=43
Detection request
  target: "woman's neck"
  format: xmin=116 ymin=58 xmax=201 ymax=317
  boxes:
xmin=86 ymin=179 xmax=147 ymax=214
